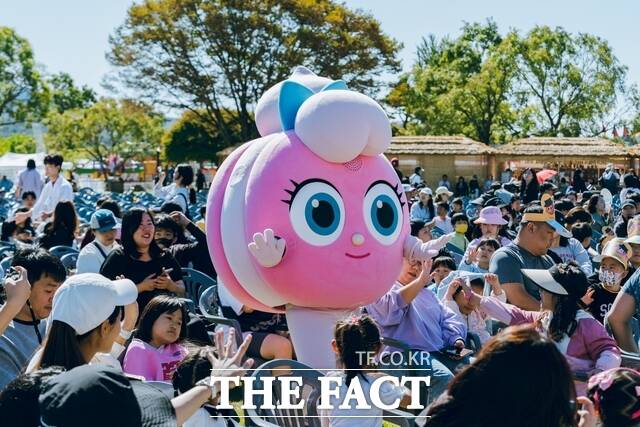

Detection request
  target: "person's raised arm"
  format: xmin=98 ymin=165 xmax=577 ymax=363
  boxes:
xmin=606 ymin=292 xmax=639 ymax=353
xmin=153 ymin=172 xmax=169 ymax=198
xmin=399 ymin=259 xmax=432 ymax=305
xmin=0 ymin=267 xmax=30 ymax=336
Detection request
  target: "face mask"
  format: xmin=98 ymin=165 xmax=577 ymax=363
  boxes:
xmin=156 ymin=238 xmax=174 ymax=249
xmin=599 ymin=269 xmax=622 ymax=288
xmin=455 ymin=224 xmax=468 ymax=234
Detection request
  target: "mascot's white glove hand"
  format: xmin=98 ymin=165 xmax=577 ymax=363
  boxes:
xmin=248 ymin=229 xmax=286 ymax=268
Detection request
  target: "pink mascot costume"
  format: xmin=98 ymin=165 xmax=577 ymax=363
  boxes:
xmin=207 ymin=66 xmax=447 ymax=368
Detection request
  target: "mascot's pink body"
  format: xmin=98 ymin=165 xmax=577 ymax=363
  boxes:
xmin=207 ymin=67 xmax=441 ymax=367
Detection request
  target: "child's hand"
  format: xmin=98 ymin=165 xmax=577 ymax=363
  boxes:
xmin=577 ymin=397 xmax=597 ymax=427
xmin=209 ymin=329 xmax=254 ymax=379
xmin=466 ymin=247 xmax=478 ymax=265
xmin=581 ymin=288 xmax=595 ymax=306
xmin=418 ymin=259 xmax=432 ymax=285
xmin=484 ymin=274 xmax=503 ymax=295
xmin=460 ymin=281 xmax=481 ymax=309
xmin=445 ymin=278 xmax=463 ymax=300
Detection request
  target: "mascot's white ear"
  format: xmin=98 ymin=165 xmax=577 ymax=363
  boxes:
xmin=254 ymin=66 xmax=333 ymax=137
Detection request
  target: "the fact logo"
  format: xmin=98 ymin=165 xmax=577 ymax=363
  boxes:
xmin=210 ymin=374 xmax=430 ymax=412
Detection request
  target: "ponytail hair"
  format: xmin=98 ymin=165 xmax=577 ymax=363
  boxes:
xmin=189 ymin=188 xmax=196 ymax=205
xmin=334 ymin=314 xmax=381 ymax=386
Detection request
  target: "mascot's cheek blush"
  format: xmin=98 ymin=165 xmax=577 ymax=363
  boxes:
xmin=244 ymin=133 xmax=407 ymax=308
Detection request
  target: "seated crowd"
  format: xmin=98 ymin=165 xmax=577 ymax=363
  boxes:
xmin=0 ymin=156 xmax=637 ymax=427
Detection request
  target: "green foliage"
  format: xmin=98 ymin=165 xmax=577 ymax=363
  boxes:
xmin=47 ymin=72 xmax=96 ymax=113
xmin=0 ymin=27 xmax=49 ymax=126
xmin=394 ymin=21 xmax=634 ymax=143
xmin=0 ymin=134 xmax=36 ymax=155
xmin=45 ymin=99 xmax=164 ymax=179
xmin=107 ymin=0 xmax=401 ymax=145
xmin=162 ymin=109 xmax=237 ymax=163
xmin=515 ymin=26 xmax=628 ymax=136
xmin=399 ymin=20 xmax=518 ymax=144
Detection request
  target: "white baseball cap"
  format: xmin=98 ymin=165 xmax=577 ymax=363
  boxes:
xmin=49 ymin=273 xmax=138 ymax=335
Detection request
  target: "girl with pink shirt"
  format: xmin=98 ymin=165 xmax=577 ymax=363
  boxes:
xmin=123 ymin=295 xmax=189 ymax=381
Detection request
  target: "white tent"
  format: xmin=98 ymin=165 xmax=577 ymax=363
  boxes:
xmin=0 ymin=152 xmax=46 ymax=181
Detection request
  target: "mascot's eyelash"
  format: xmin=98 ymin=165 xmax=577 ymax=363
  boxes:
xmin=366 ymin=180 xmax=406 ymax=208
xmin=281 ymin=178 xmax=340 ymax=208
xmin=393 ymin=183 xmax=406 ymax=208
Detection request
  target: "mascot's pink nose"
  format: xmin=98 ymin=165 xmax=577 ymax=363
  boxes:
xmin=351 ymin=233 xmax=365 ymax=246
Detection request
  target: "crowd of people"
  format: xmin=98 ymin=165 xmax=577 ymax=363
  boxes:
xmin=0 ymin=154 xmax=637 ymax=426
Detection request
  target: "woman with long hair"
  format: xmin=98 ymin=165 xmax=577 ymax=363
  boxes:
xmin=38 ymin=201 xmax=78 ymax=249
xmin=573 ymin=169 xmax=588 ymax=194
xmin=30 ymin=273 xmax=137 ymax=371
xmin=410 ymin=188 xmax=435 ymax=222
xmin=586 ymin=194 xmax=609 ymax=233
xmin=425 ymin=325 xmax=578 ymax=427
xmin=520 ymin=168 xmax=540 ymax=204
xmin=464 ymin=263 xmax=620 ymax=377
xmin=100 ymin=207 xmax=185 ymax=312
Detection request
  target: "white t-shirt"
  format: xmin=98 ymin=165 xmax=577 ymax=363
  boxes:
xmin=76 ymin=240 xmax=121 ymax=274
xmin=409 ymin=174 xmax=423 ymax=187
xmin=154 ymin=182 xmax=190 ymax=213
xmin=319 ymin=372 xmax=407 ymax=427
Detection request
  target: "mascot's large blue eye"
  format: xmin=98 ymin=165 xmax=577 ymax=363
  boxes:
xmin=363 ymin=182 xmax=403 ymax=245
xmin=289 ymin=180 xmax=345 ymax=246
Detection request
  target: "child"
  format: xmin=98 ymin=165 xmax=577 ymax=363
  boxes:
xmin=468 ymin=263 xmax=620 ymax=377
xmin=441 ymin=274 xmax=506 ymax=345
xmin=583 ymin=238 xmax=631 ymax=324
xmin=459 ymin=238 xmax=500 ymax=274
xmin=450 ymin=198 xmax=464 ymax=215
xmin=447 ymin=213 xmax=469 ymax=253
xmin=434 ymin=202 xmax=453 ymax=234
xmin=123 ymin=295 xmax=190 ymax=381
xmin=586 ymin=368 xmax=640 ymax=427
xmin=172 ymin=346 xmax=238 ymax=427
xmin=429 ymin=256 xmax=456 ymax=293
xmin=320 ymin=314 xmax=411 ymax=426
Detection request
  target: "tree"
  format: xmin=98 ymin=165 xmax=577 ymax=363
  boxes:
xmin=0 ymin=134 xmax=36 ymax=155
xmin=515 ymin=26 xmax=628 ymax=137
xmin=45 ymin=99 xmax=164 ymax=179
xmin=47 ymin=72 xmax=96 ymax=113
xmin=162 ymin=109 xmax=237 ymax=163
xmin=0 ymin=27 xmax=48 ymax=126
xmin=399 ymin=21 xmax=518 ymax=144
xmin=107 ymin=0 xmax=401 ymax=146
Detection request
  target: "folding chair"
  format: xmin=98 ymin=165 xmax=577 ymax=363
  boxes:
xmin=49 ymin=245 xmax=78 ymax=259
xmin=0 ymin=256 xmax=12 ymax=275
xmin=246 ymin=359 xmax=324 ymax=427
xmin=60 ymin=252 xmax=78 ymax=272
xmin=182 ymin=268 xmax=216 ymax=306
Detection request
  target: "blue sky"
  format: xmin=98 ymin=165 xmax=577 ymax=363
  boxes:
xmin=3 ymin=0 xmax=639 ymax=94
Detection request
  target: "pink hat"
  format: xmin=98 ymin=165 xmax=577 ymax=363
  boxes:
xmin=474 ymin=206 xmax=508 ymax=225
